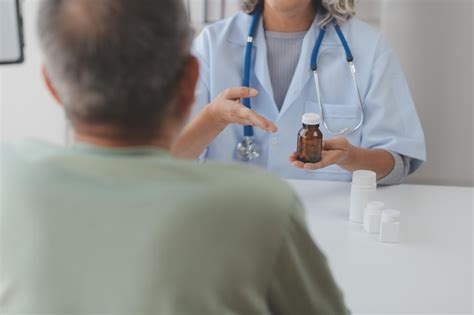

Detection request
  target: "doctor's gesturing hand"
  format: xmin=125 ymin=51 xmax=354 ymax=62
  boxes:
xmin=207 ymin=87 xmax=278 ymax=134
xmin=289 ymin=137 xmax=396 ymax=180
xmin=171 ymin=86 xmax=277 ymax=160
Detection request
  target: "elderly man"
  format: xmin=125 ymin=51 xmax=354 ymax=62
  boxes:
xmin=0 ymin=0 xmax=347 ymax=314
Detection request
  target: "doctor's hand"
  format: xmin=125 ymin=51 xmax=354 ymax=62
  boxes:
xmin=289 ymin=137 xmax=354 ymax=171
xmin=207 ymin=87 xmax=278 ymax=133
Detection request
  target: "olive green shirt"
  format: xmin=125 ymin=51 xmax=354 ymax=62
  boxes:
xmin=1 ymin=139 xmax=348 ymax=315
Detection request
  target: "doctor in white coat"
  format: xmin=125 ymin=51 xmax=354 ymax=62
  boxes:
xmin=171 ymin=0 xmax=426 ymax=184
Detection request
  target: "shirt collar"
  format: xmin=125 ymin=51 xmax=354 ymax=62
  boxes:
xmin=72 ymin=142 xmax=171 ymax=158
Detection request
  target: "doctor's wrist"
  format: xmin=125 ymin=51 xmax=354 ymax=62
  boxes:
xmin=337 ymin=144 xmax=359 ymax=169
xmin=204 ymin=103 xmax=228 ymax=129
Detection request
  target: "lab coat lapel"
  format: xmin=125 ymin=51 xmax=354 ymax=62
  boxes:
xmin=253 ymin=19 xmax=276 ymax=111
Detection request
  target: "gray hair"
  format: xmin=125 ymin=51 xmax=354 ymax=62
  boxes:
xmin=241 ymin=0 xmax=355 ymax=26
xmin=38 ymin=0 xmax=193 ymax=139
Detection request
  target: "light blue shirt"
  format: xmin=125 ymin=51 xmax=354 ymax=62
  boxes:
xmin=192 ymin=13 xmax=426 ymax=181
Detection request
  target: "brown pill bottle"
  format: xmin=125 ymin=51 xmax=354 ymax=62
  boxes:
xmin=297 ymin=113 xmax=323 ymax=163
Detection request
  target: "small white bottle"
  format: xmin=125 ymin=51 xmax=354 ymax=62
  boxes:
xmin=349 ymin=170 xmax=377 ymax=223
xmin=379 ymin=209 xmax=401 ymax=243
xmin=363 ymin=201 xmax=384 ymax=233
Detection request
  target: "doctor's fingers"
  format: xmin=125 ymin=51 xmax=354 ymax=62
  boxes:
xmin=288 ymin=153 xmax=306 ymax=169
xmin=234 ymin=105 xmax=278 ymax=133
xmin=288 ymin=151 xmax=331 ymax=169
xmin=301 ymin=151 xmax=343 ymax=170
xmin=220 ymin=87 xmax=258 ymax=101
xmin=288 ymin=152 xmax=298 ymax=162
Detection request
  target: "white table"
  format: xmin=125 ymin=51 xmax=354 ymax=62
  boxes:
xmin=288 ymin=180 xmax=473 ymax=315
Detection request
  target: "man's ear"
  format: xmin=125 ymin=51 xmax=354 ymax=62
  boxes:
xmin=175 ymin=55 xmax=200 ymax=117
xmin=42 ymin=65 xmax=63 ymax=105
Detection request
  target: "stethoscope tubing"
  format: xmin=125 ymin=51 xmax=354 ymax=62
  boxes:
xmin=241 ymin=9 xmax=261 ymax=137
xmin=240 ymin=8 xmax=365 ymax=155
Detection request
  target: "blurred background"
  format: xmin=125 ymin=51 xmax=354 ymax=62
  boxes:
xmin=0 ymin=0 xmax=473 ymax=186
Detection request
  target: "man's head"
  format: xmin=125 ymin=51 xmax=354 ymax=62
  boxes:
xmin=38 ymin=0 xmax=198 ymax=145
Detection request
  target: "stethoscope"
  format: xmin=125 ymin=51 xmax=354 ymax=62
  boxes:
xmin=236 ymin=8 xmax=365 ymax=162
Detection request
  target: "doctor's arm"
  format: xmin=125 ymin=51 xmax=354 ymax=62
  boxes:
xmin=289 ymin=137 xmax=395 ymax=180
xmin=171 ymin=87 xmax=277 ymax=159
xmin=290 ymin=37 xmax=425 ymax=181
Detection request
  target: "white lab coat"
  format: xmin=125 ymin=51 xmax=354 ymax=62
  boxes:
xmin=192 ymin=12 xmax=426 ymax=181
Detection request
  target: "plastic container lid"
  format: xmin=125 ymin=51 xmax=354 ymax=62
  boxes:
xmin=365 ymin=201 xmax=385 ymax=215
xmin=382 ymin=209 xmax=401 ymax=222
xmin=352 ymin=170 xmax=377 ymax=187
xmin=302 ymin=113 xmax=321 ymax=125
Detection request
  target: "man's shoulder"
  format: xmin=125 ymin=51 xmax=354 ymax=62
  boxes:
xmin=197 ymin=160 xmax=292 ymax=188
xmin=188 ymin=160 xmax=301 ymax=216
xmin=1 ymin=140 xmax=65 ymax=193
xmin=1 ymin=139 xmax=59 ymax=166
xmin=176 ymin=160 xmax=304 ymax=249
xmin=1 ymin=139 xmax=302 ymax=222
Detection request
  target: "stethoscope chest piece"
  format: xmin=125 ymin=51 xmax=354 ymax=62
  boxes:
xmin=236 ymin=136 xmax=260 ymax=161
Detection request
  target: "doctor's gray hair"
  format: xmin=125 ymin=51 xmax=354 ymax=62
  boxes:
xmin=241 ymin=0 xmax=355 ymax=26
xmin=38 ymin=0 xmax=193 ymax=140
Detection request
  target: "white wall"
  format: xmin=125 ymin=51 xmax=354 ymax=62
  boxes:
xmin=0 ymin=0 xmax=66 ymax=145
xmin=355 ymin=0 xmax=382 ymax=27
xmin=381 ymin=0 xmax=473 ymax=186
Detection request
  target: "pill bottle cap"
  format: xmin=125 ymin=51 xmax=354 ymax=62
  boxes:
xmin=382 ymin=209 xmax=401 ymax=222
xmin=365 ymin=201 xmax=385 ymax=215
xmin=302 ymin=113 xmax=321 ymax=125
xmin=352 ymin=170 xmax=377 ymax=187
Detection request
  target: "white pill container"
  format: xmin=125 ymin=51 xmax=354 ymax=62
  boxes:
xmin=379 ymin=209 xmax=401 ymax=243
xmin=349 ymin=170 xmax=377 ymax=223
xmin=363 ymin=201 xmax=384 ymax=233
